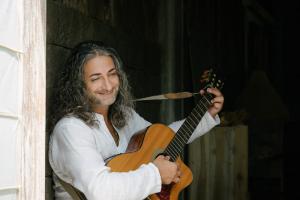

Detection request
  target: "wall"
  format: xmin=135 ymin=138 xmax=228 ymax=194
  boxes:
xmin=46 ymin=0 xmax=285 ymax=199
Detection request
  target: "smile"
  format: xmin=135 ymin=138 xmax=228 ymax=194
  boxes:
xmin=96 ymin=90 xmax=114 ymax=94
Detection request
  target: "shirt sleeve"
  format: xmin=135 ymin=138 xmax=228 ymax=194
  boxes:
xmin=50 ymin=120 xmax=161 ymax=200
xmin=168 ymin=112 xmax=220 ymax=143
xmin=124 ymin=109 xmax=152 ymax=140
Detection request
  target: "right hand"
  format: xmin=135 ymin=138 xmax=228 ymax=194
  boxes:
xmin=153 ymin=155 xmax=181 ymax=184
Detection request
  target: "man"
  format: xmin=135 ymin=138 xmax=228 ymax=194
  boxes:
xmin=49 ymin=41 xmax=224 ymax=200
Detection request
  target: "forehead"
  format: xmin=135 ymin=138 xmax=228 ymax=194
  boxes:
xmin=84 ymin=55 xmax=116 ymax=75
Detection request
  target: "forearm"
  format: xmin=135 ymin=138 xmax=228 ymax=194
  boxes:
xmin=73 ymin=163 xmax=161 ymax=200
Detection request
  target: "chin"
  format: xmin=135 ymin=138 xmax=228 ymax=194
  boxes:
xmin=99 ymin=97 xmax=117 ymax=106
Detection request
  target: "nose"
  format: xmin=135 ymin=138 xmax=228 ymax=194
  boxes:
xmin=102 ymin=76 xmax=113 ymax=91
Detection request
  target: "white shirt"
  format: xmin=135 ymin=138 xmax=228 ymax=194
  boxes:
xmin=49 ymin=109 xmax=220 ymax=200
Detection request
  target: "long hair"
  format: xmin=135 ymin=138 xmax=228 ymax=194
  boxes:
xmin=51 ymin=41 xmax=134 ymax=129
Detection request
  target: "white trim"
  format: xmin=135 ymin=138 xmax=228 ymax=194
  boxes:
xmin=0 ymin=44 xmax=24 ymax=54
xmin=0 ymin=186 xmax=20 ymax=191
xmin=0 ymin=112 xmax=19 ymax=119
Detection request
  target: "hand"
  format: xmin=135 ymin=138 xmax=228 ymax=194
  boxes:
xmin=153 ymin=155 xmax=181 ymax=184
xmin=200 ymin=87 xmax=224 ymax=118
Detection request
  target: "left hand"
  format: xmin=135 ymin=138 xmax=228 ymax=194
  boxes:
xmin=200 ymin=87 xmax=224 ymax=118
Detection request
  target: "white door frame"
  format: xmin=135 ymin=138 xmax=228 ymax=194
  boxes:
xmin=19 ymin=0 xmax=46 ymax=199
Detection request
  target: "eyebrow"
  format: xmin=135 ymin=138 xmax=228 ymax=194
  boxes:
xmin=89 ymin=68 xmax=117 ymax=78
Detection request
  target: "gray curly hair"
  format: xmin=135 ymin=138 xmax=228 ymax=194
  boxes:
xmin=51 ymin=41 xmax=134 ymax=129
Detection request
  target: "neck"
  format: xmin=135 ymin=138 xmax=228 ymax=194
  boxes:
xmin=93 ymin=105 xmax=109 ymax=119
xmin=93 ymin=105 xmax=118 ymax=145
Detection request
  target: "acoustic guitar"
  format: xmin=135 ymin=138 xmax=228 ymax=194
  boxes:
xmin=107 ymin=69 xmax=224 ymax=200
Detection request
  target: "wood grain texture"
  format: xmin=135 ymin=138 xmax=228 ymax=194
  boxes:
xmin=188 ymin=126 xmax=248 ymax=200
xmin=20 ymin=0 xmax=46 ymax=199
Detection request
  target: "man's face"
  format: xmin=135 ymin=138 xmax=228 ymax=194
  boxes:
xmin=84 ymin=55 xmax=120 ymax=110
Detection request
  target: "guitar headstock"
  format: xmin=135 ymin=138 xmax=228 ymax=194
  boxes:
xmin=200 ymin=68 xmax=224 ymax=90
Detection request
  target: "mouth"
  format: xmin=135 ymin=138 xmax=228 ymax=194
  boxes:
xmin=96 ymin=90 xmax=115 ymax=96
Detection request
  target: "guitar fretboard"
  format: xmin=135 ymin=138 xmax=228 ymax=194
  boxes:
xmin=164 ymin=93 xmax=214 ymax=161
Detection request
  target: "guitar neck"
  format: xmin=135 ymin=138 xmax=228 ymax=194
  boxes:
xmin=164 ymin=92 xmax=214 ymax=161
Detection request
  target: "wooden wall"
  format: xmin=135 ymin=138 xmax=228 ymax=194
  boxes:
xmin=188 ymin=126 xmax=248 ymax=200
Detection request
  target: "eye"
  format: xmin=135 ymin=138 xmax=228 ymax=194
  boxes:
xmin=91 ymin=77 xmax=100 ymax=82
xmin=109 ymin=71 xmax=119 ymax=77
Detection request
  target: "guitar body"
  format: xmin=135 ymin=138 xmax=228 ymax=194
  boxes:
xmin=106 ymin=124 xmax=193 ymax=200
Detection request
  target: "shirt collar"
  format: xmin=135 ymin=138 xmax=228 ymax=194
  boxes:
xmin=94 ymin=112 xmax=105 ymax=122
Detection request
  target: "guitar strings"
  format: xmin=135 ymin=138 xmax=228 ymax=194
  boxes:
xmin=166 ymin=97 xmax=208 ymax=159
xmin=165 ymin=93 xmax=213 ymax=160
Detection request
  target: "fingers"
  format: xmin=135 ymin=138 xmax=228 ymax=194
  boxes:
xmin=153 ymin=155 xmax=183 ymax=184
xmin=199 ymin=88 xmax=224 ymax=105
xmin=206 ymin=88 xmax=223 ymax=103
xmin=157 ymin=155 xmax=170 ymax=160
xmin=173 ymin=177 xmax=180 ymax=183
xmin=211 ymin=96 xmax=224 ymax=106
xmin=172 ymin=172 xmax=181 ymax=183
xmin=199 ymin=87 xmax=222 ymax=97
xmin=199 ymin=89 xmax=205 ymax=95
xmin=172 ymin=162 xmax=182 ymax=183
xmin=199 ymin=87 xmax=224 ymax=117
xmin=207 ymin=87 xmax=222 ymax=97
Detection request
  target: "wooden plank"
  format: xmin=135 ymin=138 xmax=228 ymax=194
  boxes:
xmin=187 ymin=125 xmax=248 ymax=200
xmin=19 ymin=0 xmax=46 ymax=199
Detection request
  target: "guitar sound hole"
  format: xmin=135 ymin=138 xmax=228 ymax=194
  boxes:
xmin=156 ymin=184 xmax=173 ymax=200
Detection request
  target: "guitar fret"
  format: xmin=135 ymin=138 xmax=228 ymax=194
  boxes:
xmin=165 ymin=148 xmax=171 ymax=157
xmin=170 ymin=150 xmax=178 ymax=161
xmin=197 ymin=101 xmax=208 ymax=114
xmin=196 ymin=101 xmax=206 ymax=111
xmin=201 ymin=96 xmax=210 ymax=107
xmin=178 ymin=127 xmax=191 ymax=141
xmin=203 ymin=95 xmax=211 ymax=105
xmin=166 ymin=135 xmax=186 ymax=157
xmin=194 ymin=106 xmax=204 ymax=117
xmin=185 ymin=119 xmax=195 ymax=130
xmin=173 ymin=134 xmax=185 ymax=146
xmin=187 ymin=116 xmax=198 ymax=127
xmin=195 ymin=106 xmax=205 ymax=118
xmin=182 ymin=121 xmax=193 ymax=134
xmin=171 ymin=141 xmax=182 ymax=155
xmin=198 ymin=106 xmax=206 ymax=116
xmin=177 ymin=131 xmax=187 ymax=142
xmin=176 ymin=133 xmax=188 ymax=145
xmin=190 ymin=112 xmax=198 ymax=123
xmin=171 ymin=135 xmax=186 ymax=150
xmin=166 ymin=148 xmax=177 ymax=160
